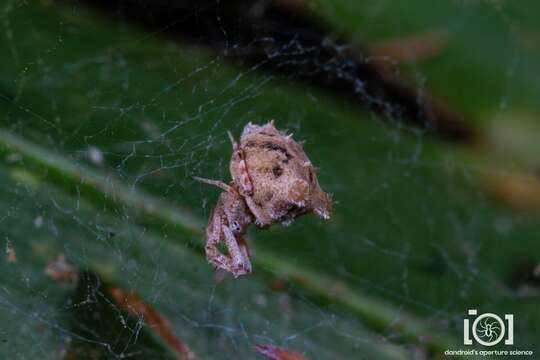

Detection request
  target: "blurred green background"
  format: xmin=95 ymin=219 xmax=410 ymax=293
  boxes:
xmin=1 ymin=0 xmax=539 ymax=359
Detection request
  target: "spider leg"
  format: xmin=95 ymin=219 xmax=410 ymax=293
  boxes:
xmin=205 ymin=212 xmax=236 ymax=273
xmin=205 ymin=236 xmax=234 ymax=273
xmin=222 ymin=226 xmax=251 ymax=277
xmin=236 ymin=234 xmax=252 ymax=274
xmin=193 ymin=176 xmax=233 ymax=192
xmin=204 ymin=205 xmax=251 ymax=277
xmin=236 ymin=154 xmax=253 ymax=196
xmin=227 ymin=130 xmax=238 ymax=150
xmin=205 ymin=231 xmax=251 ymax=277
xmin=227 ymin=131 xmax=253 ymax=196
xmin=479 ymin=321 xmax=487 ymax=330
xmin=205 ymin=205 xmax=237 ymax=272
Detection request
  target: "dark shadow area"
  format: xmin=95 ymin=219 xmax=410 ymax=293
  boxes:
xmin=72 ymin=0 xmax=476 ymax=142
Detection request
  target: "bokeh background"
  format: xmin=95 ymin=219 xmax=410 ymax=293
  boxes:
xmin=1 ymin=1 xmax=539 ymax=359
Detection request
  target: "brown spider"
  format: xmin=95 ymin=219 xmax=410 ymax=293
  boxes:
xmin=195 ymin=121 xmax=332 ymax=277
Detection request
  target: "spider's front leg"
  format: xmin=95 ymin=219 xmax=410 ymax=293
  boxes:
xmin=235 ymin=235 xmax=251 ymax=273
xmin=205 ymin=220 xmax=251 ymax=277
xmin=204 ymin=190 xmax=253 ymax=277
xmin=222 ymin=226 xmax=252 ymax=276
xmin=204 ymin=205 xmax=230 ymax=271
xmin=228 ymin=131 xmax=254 ymax=197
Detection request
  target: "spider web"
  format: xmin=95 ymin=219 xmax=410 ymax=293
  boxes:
xmin=1 ymin=0 xmax=539 ymax=359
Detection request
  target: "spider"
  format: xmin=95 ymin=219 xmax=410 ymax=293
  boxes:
xmin=195 ymin=121 xmax=332 ymax=277
xmin=476 ymin=317 xmax=502 ymax=342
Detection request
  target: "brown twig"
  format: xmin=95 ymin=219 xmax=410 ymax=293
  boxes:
xmin=255 ymin=344 xmax=309 ymax=360
xmin=109 ymin=287 xmax=198 ymax=360
xmin=370 ymin=29 xmax=450 ymax=63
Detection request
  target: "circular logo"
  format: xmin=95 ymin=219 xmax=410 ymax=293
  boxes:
xmin=472 ymin=313 xmax=505 ymax=346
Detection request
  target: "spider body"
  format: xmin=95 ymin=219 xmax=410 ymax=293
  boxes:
xmin=196 ymin=121 xmax=332 ymax=277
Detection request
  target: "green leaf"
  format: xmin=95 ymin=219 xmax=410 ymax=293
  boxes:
xmin=1 ymin=1 xmax=539 ymax=359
